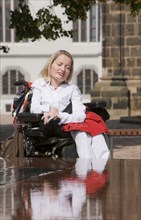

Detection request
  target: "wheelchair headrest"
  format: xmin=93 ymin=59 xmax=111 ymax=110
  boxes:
xmin=14 ymin=80 xmax=32 ymax=92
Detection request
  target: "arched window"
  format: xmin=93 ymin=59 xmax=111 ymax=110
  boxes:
xmin=77 ymin=68 xmax=98 ymax=95
xmin=2 ymin=69 xmax=24 ymax=94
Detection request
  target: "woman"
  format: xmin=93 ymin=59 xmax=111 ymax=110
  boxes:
xmin=30 ymin=50 xmax=110 ymax=159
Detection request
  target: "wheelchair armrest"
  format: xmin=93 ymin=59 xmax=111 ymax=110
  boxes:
xmin=18 ymin=112 xmax=61 ymax=124
xmin=18 ymin=112 xmax=43 ymax=123
xmin=85 ymin=100 xmax=106 ymax=109
xmin=85 ymin=101 xmax=110 ymax=121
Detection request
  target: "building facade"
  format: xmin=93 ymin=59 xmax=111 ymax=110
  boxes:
xmin=91 ymin=2 xmax=141 ymax=119
xmin=0 ymin=0 xmax=102 ymax=124
xmin=1 ymin=1 xmax=140 ymax=124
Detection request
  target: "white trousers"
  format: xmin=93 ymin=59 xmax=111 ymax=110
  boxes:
xmin=71 ymin=131 xmax=110 ymax=159
xmin=74 ymin=158 xmax=109 ymax=178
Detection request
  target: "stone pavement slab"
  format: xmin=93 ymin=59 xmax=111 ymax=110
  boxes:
xmin=113 ymin=145 xmax=141 ymax=159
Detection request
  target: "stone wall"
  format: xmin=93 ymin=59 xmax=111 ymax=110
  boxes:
xmin=91 ymin=1 xmax=141 ymax=119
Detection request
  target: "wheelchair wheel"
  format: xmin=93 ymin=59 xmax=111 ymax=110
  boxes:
xmin=52 ymin=139 xmax=78 ymax=158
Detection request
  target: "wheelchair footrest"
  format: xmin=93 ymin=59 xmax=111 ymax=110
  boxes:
xmin=60 ymin=144 xmax=78 ymax=158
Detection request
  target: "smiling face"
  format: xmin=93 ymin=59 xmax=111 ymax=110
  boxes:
xmin=50 ymin=54 xmax=72 ymax=87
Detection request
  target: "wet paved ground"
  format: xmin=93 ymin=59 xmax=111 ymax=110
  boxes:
xmin=0 ymin=120 xmax=141 ymax=219
xmin=0 ymin=157 xmax=141 ymax=220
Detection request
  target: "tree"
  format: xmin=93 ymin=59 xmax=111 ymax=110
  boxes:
xmin=10 ymin=0 xmax=141 ymax=42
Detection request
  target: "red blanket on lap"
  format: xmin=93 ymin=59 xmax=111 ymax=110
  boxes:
xmin=62 ymin=111 xmax=109 ymax=136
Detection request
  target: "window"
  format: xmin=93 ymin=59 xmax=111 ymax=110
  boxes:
xmin=5 ymin=104 xmax=11 ymax=112
xmin=0 ymin=0 xmax=28 ymax=42
xmin=77 ymin=68 xmax=98 ymax=95
xmin=73 ymin=3 xmax=102 ymax=42
xmin=2 ymin=69 xmax=24 ymax=94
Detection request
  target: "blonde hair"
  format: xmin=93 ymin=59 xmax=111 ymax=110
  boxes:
xmin=40 ymin=50 xmax=74 ymax=82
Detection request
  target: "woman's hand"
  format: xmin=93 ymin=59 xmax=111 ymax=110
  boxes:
xmin=42 ymin=107 xmax=59 ymax=124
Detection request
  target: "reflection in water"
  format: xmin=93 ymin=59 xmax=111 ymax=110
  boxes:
xmin=0 ymin=157 xmax=14 ymax=185
xmin=29 ymin=159 xmax=108 ymax=220
xmin=1 ymin=157 xmax=141 ymax=220
xmin=0 ymin=157 xmax=109 ymax=220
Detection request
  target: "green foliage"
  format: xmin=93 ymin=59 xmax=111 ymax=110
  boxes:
xmin=10 ymin=0 xmax=141 ymax=42
xmin=10 ymin=0 xmax=41 ymax=41
xmin=53 ymin=0 xmax=96 ymax=21
xmin=114 ymin=0 xmax=141 ymax=15
xmin=36 ymin=8 xmax=72 ymax=40
xmin=10 ymin=0 xmax=95 ymax=41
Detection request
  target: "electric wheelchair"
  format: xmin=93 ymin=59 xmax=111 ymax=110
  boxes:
xmin=12 ymin=80 xmax=110 ymax=158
